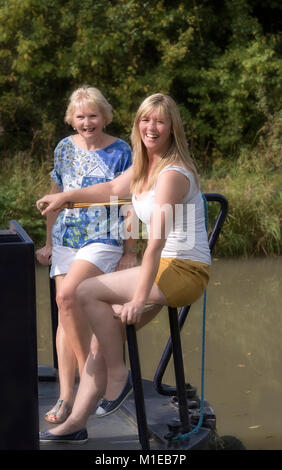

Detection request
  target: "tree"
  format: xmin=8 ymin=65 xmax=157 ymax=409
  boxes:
xmin=0 ymin=0 xmax=281 ymax=163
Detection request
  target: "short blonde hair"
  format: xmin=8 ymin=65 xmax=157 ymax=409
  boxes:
xmin=64 ymin=85 xmax=113 ymax=126
xmin=130 ymin=93 xmax=199 ymax=193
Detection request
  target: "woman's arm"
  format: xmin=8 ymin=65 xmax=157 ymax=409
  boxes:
xmin=36 ymin=166 xmax=133 ymax=215
xmin=36 ymin=182 xmax=61 ymax=265
xmin=119 ymin=170 xmax=190 ymax=324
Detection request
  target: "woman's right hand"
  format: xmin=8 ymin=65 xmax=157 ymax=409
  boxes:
xmin=36 ymin=192 xmax=66 ymax=215
xmin=36 ymin=244 xmax=52 ymax=266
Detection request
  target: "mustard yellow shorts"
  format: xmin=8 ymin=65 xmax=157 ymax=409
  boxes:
xmin=155 ymin=258 xmax=210 ymax=308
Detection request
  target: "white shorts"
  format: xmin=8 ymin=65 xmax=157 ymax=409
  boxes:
xmin=50 ymin=243 xmax=123 ymax=278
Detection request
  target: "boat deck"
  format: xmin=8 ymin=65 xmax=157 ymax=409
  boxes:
xmin=39 ymin=380 xmax=143 ymax=451
xmin=38 ymin=367 xmax=212 ymax=452
xmin=38 ymin=371 xmax=171 ymax=451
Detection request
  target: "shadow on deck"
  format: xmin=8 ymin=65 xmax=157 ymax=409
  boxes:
xmin=38 ymin=374 xmax=177 ymax=451
xmin=39 ymin=380 xmax=141 ymax=451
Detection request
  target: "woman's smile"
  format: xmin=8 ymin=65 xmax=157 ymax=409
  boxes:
xmin=73 ymin=105 xmax=105 ymax=140
xmin=139 ymin=110 xmax=172 ymax=156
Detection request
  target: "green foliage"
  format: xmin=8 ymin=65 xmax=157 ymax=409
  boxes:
xmin=0 ymin=154 xmax=51 ymax=246
xmin=0 ymin=0 xmax=281 ymax=256
xmin=0 ymin=111 xmax=280 ymax=256
xmin=0 ymin=0 xmax=281 ymax=162
xmin=202 ymin=110 xmax=282 ymax=257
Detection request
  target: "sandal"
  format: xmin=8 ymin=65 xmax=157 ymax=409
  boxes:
xmin=45 ymin=399 xmax=72 ymax=424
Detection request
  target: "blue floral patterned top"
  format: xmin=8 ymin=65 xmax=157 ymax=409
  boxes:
xmin=50 ymin=136 xmax=132 ymax=249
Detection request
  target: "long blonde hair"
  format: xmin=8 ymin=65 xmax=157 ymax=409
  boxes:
xmin=130 ymin=94 xmax=199 ymax=194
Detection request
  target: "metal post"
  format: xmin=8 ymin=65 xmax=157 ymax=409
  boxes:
xmin=49 ymin=276 xmax=58 ymax=369
xmin=153 ymin=305 xmax=191 ymax=395
xmin=168 ymin=307 xmax=191 ymax=433
xmin=126 ymin=324 xmax=150 ymax=450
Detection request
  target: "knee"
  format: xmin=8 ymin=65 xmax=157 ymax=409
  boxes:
xmin=56 ymin=287 xmax=76 ymax=313
xmin=76 ymin=278 xmax=96 ymax=311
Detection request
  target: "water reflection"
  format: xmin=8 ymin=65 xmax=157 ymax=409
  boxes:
xmin=36 ymin=256 xmax=282 ymax=450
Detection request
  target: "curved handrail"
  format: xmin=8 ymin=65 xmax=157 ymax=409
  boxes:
xmin=153 ymin=193 xmax=228 ymax=396
xmin=205 ymin=193 xmax=228 ymax=252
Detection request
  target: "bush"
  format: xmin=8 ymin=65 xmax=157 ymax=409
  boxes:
xmin=202 ymin=111 xmax=282 ymax=256
xmin=0 ymin=109 xmax=280 ymax=257
xmin=0 ymin=0 xmax=281 ymax=164
xmin=0 ymin=154 xmax=51 ymax=246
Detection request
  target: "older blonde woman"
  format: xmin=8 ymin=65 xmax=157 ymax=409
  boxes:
xmin=36 ymin=85 xmax=135 ymax=424
xmin=37 ymin=93 xmax=210 ymax=443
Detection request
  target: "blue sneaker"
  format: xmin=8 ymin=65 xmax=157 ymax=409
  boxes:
xmin=96 ymin=372 xmax=132 ymax=417
xmin=39 ymin=428 xmax=88 ymax=444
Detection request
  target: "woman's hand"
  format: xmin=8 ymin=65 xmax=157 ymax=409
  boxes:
xmin=36 ymin=192 xmax=66 ymax=215
xmin=36 ymin=244 xmax=52 ymax=266
xmin=115 ymin=299 xmax=146 ymax=325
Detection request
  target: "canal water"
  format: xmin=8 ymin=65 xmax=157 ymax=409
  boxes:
xmin=36 ymin=256 xmax=282 ymax=450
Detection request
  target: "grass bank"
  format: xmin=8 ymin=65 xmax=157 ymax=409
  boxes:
xmin=201 ymin=112 xmax=281 ymax=257
xmin=0 ymin=153 xmax=52 ymax=247
xmin=0 ymin=115 xmax=281 ymax=257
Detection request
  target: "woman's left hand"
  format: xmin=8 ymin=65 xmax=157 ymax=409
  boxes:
xmin=116 ymin=300 xmax=146 ymax=325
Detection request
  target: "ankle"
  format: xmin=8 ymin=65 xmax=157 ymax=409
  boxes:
xmin=108 ymin=367 xmax=128 ymax=383
xmin=63 ymin=415 xmax=86 ymax=431
xmin=105 ymin=370 xmax=129 ymax=401
xmin=59 ymin=394 xmax=74 ymax=408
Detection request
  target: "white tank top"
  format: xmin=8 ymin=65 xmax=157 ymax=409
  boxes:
xmin=132 ymin=165 xmax=211 ymax=265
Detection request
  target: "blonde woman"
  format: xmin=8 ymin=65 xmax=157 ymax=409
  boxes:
xmin=36 ymin=85 xmax=135 ymax=424
xmin=37 ymin=93 xmax=210 ymax=443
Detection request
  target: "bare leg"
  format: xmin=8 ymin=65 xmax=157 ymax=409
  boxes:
xmin=66 ymin=335 xmax=108 ymax=429
xmin=78 ymin=266 xmax=168 ymax=398
xmin=45 ymin=261 xmax=104 ymax=423
xmin=55 ymin=259 xmax=104 ymax=376
xmin=55 ymin=276 xmax=77 ymax=404
xmin=47 ymin=335 xmax=107 ymax=435
xmin=47 ymin=266 xmax=167 ymax=435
